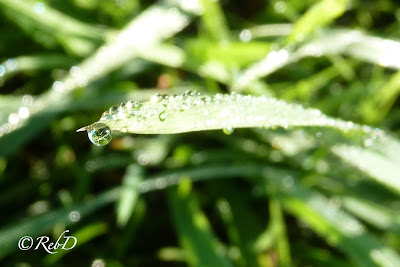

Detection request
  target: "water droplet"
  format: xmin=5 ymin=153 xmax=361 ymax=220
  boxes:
xmin=8 ymin=113 xmax=19 ymax=125
xmin=274 ymin=1 xmax=286 ymax=13
xmin=5 ymin=58 xmax=17 ymax=71
xmin=363 ymin=138 xmax=373 ymax=147
xmin=34 ymin=2 xmax=46 ymax=14
xmin=159 ymin=110 xmax=166 ymax=121
xmin=183 ymin=90 xmax=193 ymax=97
xmin=109 ymin=105 xmax=118 ymax=115
xmin=52 ymin=81 xmax=64 ymax=92
xmin=137 ymin=115 xmax=144 ymax=122
xmin=282 ymin=175 xmax=294 ymax=189
xmin=223 ymin=126 xmax=234 ymax=135
xmin=22 ymin=95 xmax=34 ymax=106
xmin=70 ymin=66 xmax=80 ymax=76
xmin=87 ymin=123 xmax=112 ymax=146
xmin=18 ymin=107 xmax=30 ymax=119
xmin=155 ymin=178 xmax=167 ymax=189
xmin=126 ymin=100 xmax=140 ymax=109
xmin=100 ymin=110 xmax=111 ymax=121
xmin=92 ymin=259 xmax=105 ymax=267
xmin=138 ymin=154 xmax=149 ymax=165
xmin=0 ymin=65 xmax=5 ymax=77
xmin=151 ymin=93 xmax=163 ymax=103
xmin=181 ymin=103 xmax=190 ymax=111
xmin=239 ymin=29 xmax=252 ymax=42
xmin=69 ymin=211 xmax=81 ymax=222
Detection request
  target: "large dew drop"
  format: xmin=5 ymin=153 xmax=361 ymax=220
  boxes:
xmin=87 ymin=123 xmax=112 ymax=146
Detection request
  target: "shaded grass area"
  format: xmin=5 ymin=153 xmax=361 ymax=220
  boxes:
xmin=1 ymin=0 xmax=400 ymax=266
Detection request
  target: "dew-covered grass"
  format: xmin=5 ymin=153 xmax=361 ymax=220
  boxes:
xmin=1 ymin=0 xmax=400 ymax=266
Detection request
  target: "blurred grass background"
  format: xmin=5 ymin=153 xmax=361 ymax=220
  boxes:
xmin=1 ymin=0 xmax=400 ymax=266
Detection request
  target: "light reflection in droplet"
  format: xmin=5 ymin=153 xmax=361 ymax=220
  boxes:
xmin=69 ymin=210 xmax=81 ymax=222
xmin=155 ymin=178 xmax=167 ymax=189
xmin=282 ymin=175 xmax=294 ymax=189
xmin=0 ymin=65 xmax=4 ymax=76
xmin=8 ymin=113 xmax=19 ymax=125
xmin=138 ymin=154 xmax=149 ymax=166
xmin=22 ymin=95 xmax=34 ymax=106
xmin=91 ymin=259 xmax=105 ymax=267
xmin=18 ymin=107 xmax=30 ymax=119
xmin=274 ymin=1 xmax=286 ymax=13
xmin=5 ymin=58 xmax=17 ymax=71
xmin=34 ymin=2 xmax=46 ymax=14
xmin=52 ymin=81 xmax=64 ymax=92
xmin=138 ymin=183 xmax=149 ymax=193
xmin=267 ymin=49 xmax=289 ymax=65
xmin=239 ymin=29 xmax=252 ymax=42
xmin=2 ymin=123 xmax=11 ymax=133
xmin=70 ymin=66 xmax=81 ymax=76
xmin=181 ymin=0 xmax=203 ymax=15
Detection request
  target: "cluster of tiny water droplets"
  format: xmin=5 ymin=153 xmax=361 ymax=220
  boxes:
xmin=83 ymin=91 xmax=390 ymax=149
xmin=99 ymin=91 xmax=321 ymax=135
xmin=1 ymin=4 xmax=194 ymax=144
xmin=0 ymin=94 xmax=34 ymax=138
xmin=0 ymin=58 xmax=18 ymax=87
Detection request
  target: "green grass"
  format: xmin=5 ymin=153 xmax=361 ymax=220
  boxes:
xmin=1 ymin=0 xmax=400 ymax=266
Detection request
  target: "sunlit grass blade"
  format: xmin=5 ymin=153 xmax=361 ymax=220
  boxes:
xmin=199 ymin=0 xmax=230 ymax=42
xmin=235 ymin=29 xmax=400 ymax=90
xmin=332 ymin=144 xmax=400 ymax=194
xmin=269 ymin=198 xmax=291 ymax=267
xmin=167 ymin=178 xmax=233 ymax=267
xmin=360 ymin=70 xmax=400 ymax=124
xmin=342 ymin=196 xmax=400 ymax=232
xmin=140 ymin=164 xmax=400 ymax=266
xmin=260 ymin=170 xmax=400 ymax=267
xmin=0 ymin=0 xmax=105 ymax=56
xmin=87 ymin=93 xmax=358 ymax=134
xmin=0 ymin=54 xmax=76 ymax=81
xmin=83 ymin=92 xmax=400 ymax=194
xmin=114 ymin=200 xmax=146 ymax=258
xmin=117 ymin=164 xmax=143 ymax=227
xmin=286 ymin=0 xmax=349 ymax=44
xmin=0 ymin=4 xmax=191 ymax=157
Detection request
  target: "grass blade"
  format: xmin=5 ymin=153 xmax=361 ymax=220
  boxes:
xmin=167 ymin=178 xmax=233 ymax=267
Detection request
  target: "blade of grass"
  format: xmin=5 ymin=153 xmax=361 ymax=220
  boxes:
xmin=332 ymin=144 xmax=400 ymax=194
xmin=117 ymin=164 xmax=144 ymax=227
xmin=342 ymin=196 xmax=400 ymax=232
xmin=0 ymin=54 xmax=76 ymax=81
xmin=89 ymin=92 xmax=400 ymax=193
xmin=0 ymin=0 xmax=105 ymax=56
xmin=269 ymin=198 xmax=291 ymax=267
xmin=0 ymin=4 xmax=191 ymax=157
xmin=234 ymin=29 xmax=400 ymax=90
xmin=260 ymin=169 xmax=400 ymax=267
xmin=199 ymin=0 xmax=230 ymax=42
xmin=141 ymin=164 xmax=400 ymax=267
xmin=167 ymin=178 xmax=233 ymax=267
xmin=213 ymin=182 xmax=263 ymax=267
xmin=286 ymin=0 xmax=349 ymax=44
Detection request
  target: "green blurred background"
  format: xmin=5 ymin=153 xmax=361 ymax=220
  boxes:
xmin=1 ymin=0 xmax=400 ymax=266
